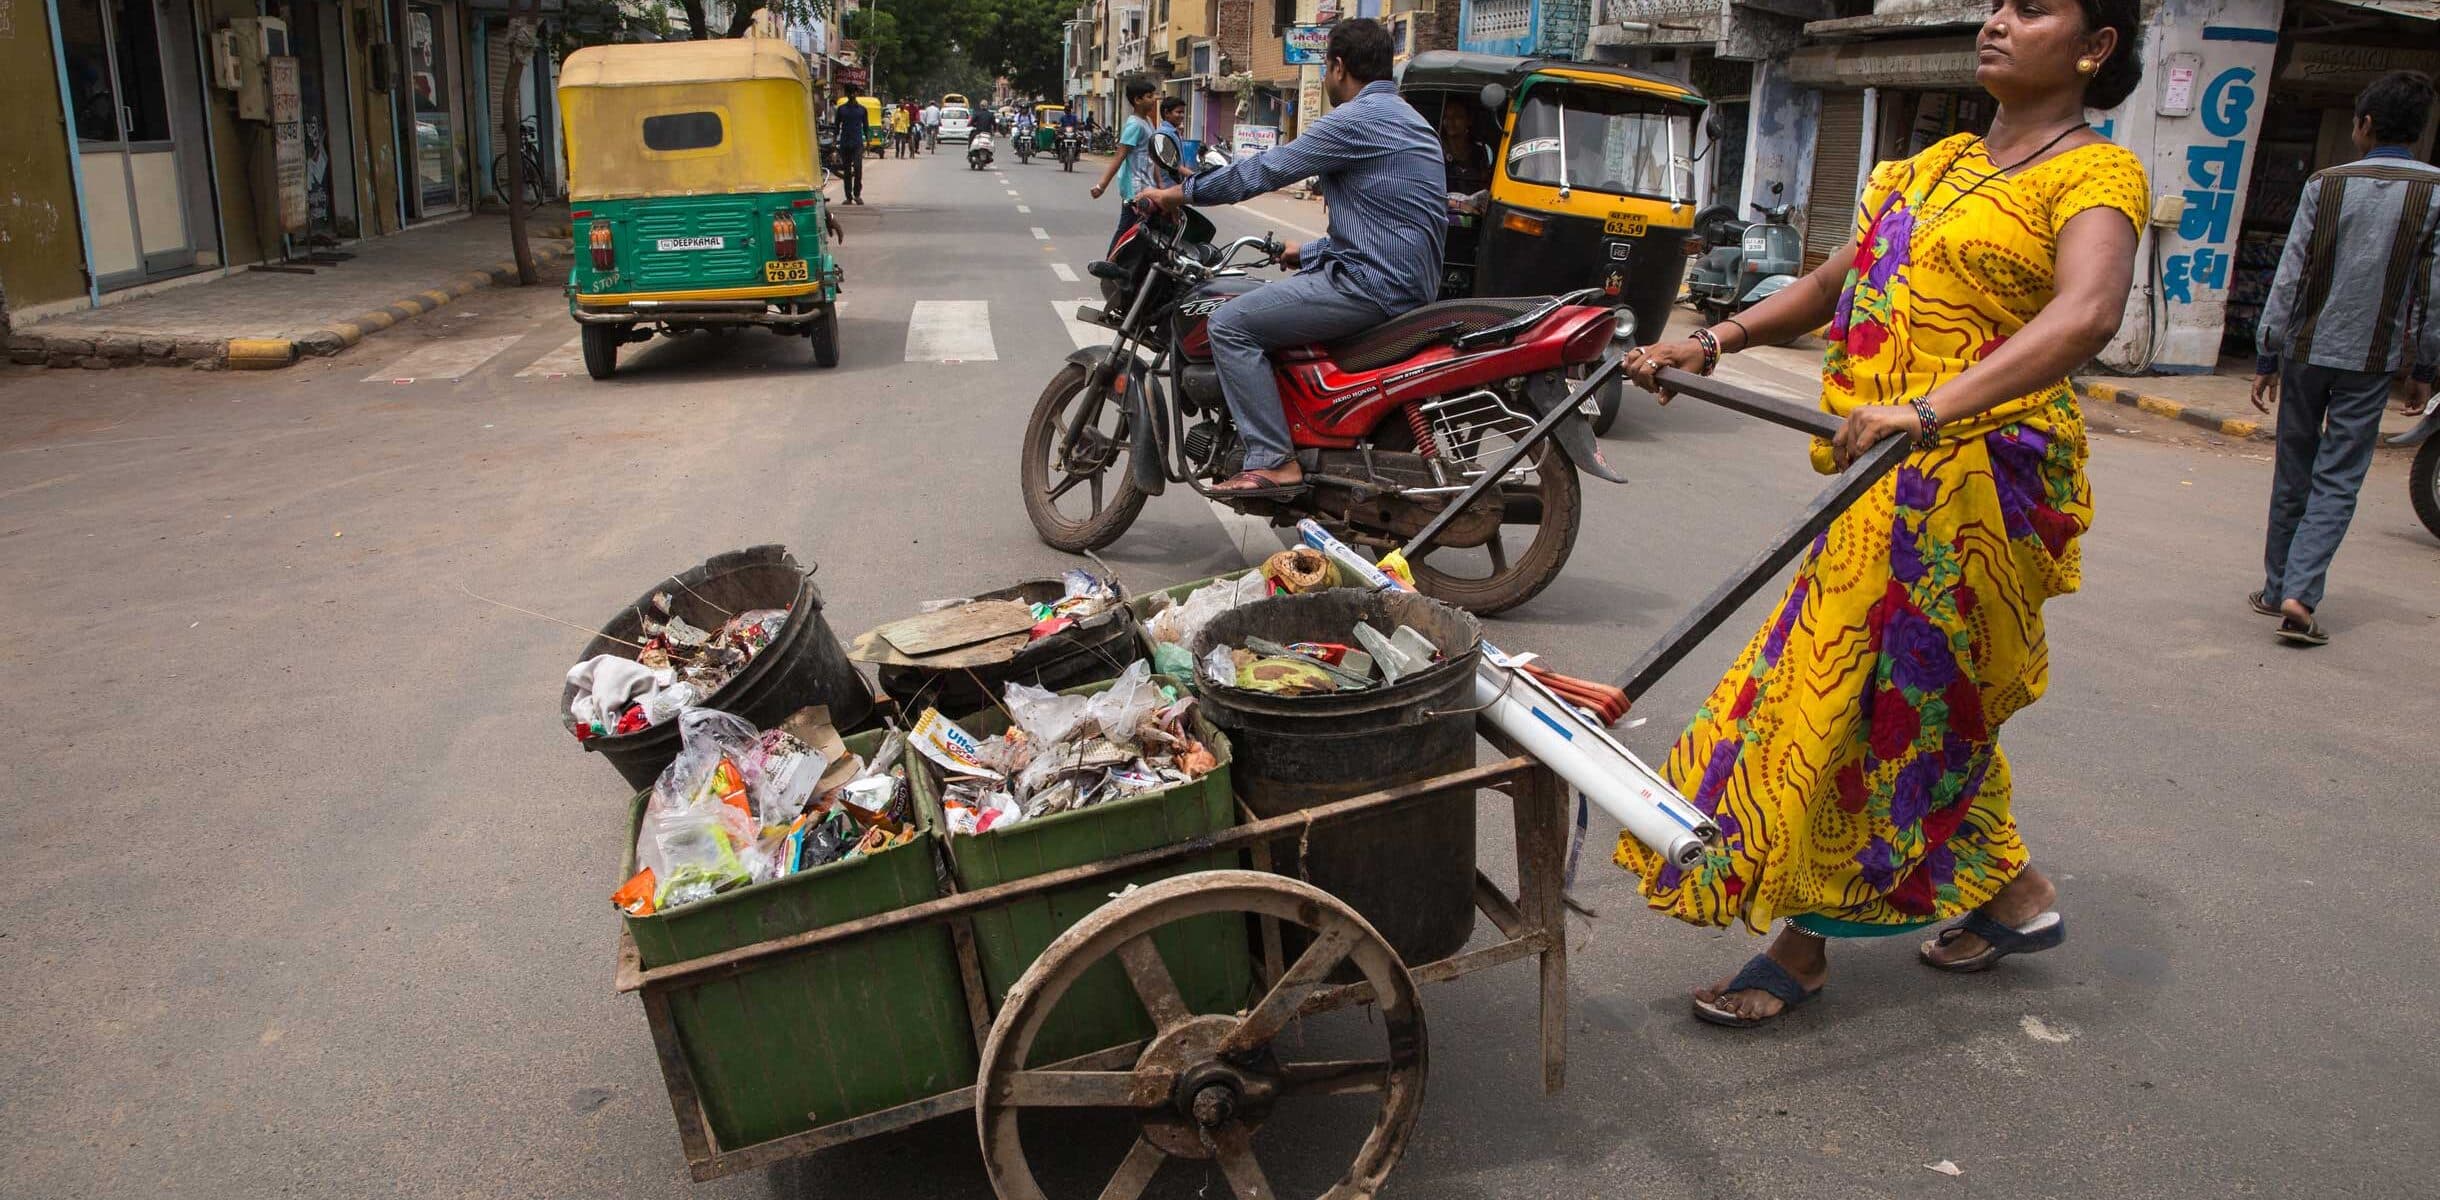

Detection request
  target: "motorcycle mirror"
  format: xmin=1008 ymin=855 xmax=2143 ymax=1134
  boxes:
xmin=1479 ymin=83 xmax=1507 ymax=114
xmin=1771 ymin=181 xmax=1785 ymax=196
xmin=1151 ymin=131 xmax=1182 ymax=174
xmin=1705 ymin=114 xmax=1727 ymax=141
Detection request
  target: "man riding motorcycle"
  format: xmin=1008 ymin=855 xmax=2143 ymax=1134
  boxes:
xmin=1136 ymin=18 xmax=1446 ymax=497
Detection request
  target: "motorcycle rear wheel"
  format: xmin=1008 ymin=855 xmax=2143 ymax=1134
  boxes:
xmin=1399 ymin=438 xmax=1582 ymax=616
xmin=1022 ymin=362 xmax=1148 ymax=551
xmin=2412 ymin=435 xmax=2440 ymax=542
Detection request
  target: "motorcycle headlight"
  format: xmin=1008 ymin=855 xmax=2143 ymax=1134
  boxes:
xmin=1611 ymin=309 xmax=1638 ymax=346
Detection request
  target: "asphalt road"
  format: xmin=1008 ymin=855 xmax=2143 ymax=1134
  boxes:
xmin=4 ymin=145 xmax=2437 ymax=1200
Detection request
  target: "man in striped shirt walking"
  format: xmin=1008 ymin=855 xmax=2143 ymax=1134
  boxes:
xmin=2250 ymin=70 xmax=2439 ymax=646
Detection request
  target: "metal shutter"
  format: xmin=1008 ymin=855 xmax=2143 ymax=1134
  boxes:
xmin=1804 ymin=91 xmax=1865 ymax=273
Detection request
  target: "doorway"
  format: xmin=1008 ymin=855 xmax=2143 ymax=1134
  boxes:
xmin=56 ymin=0 xmax=214 ymax=286
xmin=405 ymin=1 xmax=465 ymax=216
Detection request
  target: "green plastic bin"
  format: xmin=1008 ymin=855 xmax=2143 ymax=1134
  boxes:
xmin=621 ymin=729 xmax=974 ymax=1152
xmin=913 ymin=677 xmax=1254 ymax=1067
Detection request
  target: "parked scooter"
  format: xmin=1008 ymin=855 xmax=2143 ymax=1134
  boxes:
xmin=1685 ymin=183 xmax=1799 ymax=324
xmin=968 ymin=132 xmax=995 ymax=170
xmin=2387 ymin=390 xmax=2440 ymax=540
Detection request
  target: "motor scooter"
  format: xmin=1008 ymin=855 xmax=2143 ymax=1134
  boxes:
xmin=968 ymin=132 xmax=995 ymax=171
xmin=1685 ymin=182 xmax=1799 ymax=324
xmin=2387 ymin=390 xmax=2440 ymax=540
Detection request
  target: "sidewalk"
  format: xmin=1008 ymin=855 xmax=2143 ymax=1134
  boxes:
xmin=6 ymin=211 xmax=571 ymax=371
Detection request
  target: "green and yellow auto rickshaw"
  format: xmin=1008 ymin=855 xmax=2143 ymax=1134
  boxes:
xmin=558 ymin=39 xmax=843 ymax=379
xmin=1032 ymin=103 xmax=1066 ymax=154
xmin=855 ymin=95 xmax=889 ymax=157
xmin=1399 ymin=51 xmax=1706 ymax=431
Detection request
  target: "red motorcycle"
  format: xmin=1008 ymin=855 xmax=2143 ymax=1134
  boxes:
xmin=1021 ymin=172 xmax=1630 ymax=614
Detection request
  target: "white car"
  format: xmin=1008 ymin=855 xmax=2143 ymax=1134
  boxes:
xmin=939 ymin=106 xmax=972 ymax=143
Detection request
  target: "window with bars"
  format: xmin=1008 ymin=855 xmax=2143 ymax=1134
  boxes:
xmin=1467 ymin=0 xmax=1532 ymax=41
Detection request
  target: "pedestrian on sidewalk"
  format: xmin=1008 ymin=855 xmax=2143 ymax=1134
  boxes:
xmin=1090 ymin=81 xmax=1160 ymax=247
xmin=1617 ymin=0 xmax=2150 ymax=1026
xmin=832 ymin=86 xmax=867 ymax=205
xmin=2249 ymin=71 xmax=2440 ymax=647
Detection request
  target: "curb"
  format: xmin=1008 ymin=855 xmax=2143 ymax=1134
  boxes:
xmin=295 ymin=244 xmax=571 ymax=361
xmin=2073 ymin=377 xmax=2267 ymax=441
xmin=6 ymin=243 xmax=569 ymax=371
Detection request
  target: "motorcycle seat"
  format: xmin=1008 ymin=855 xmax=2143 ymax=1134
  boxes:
xmin=1323 ymin=298 xmax=1547 ymax=373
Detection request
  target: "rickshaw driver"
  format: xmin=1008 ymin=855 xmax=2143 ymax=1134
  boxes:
xmin=1135 ymin=18 xmax=1446 ymax=497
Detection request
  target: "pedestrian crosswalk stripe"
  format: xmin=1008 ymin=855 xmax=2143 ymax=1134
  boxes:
xmin=1006 ymin=189 xmax=1020 ymax=196
xmin=1051 ymin=262 xmax=1077 ymax=283
xmin=516 ymin=334 xmax=588 ymax=378
xmin=906 ymin=300 xmax=997 ymax=362
xmin=1018 ymin=204 xmax=1031 ymax=213
xmin=1030 ymin=226 xmax=1050 ymax=240
xmin=1051 ymin=299 xmax=1105 ymax=352
xmin=364 ymin=335 xmax=525 ymax=382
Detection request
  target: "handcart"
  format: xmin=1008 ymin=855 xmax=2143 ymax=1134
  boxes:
xmin=613 ymin=363 xmax=1910 ymax=1197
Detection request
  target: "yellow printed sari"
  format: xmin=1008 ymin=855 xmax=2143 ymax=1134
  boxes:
xmin=1615 ymin=134 xmax=2149 ymax=933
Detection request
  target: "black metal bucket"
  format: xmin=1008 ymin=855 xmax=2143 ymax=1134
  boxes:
xmin=564 ymin=545 xmax=875 ymax=791
xmin=875 ymin=578 xmax=1146 ymax=718
xmin=1192 ymin=589 xmax=1481 ymax=968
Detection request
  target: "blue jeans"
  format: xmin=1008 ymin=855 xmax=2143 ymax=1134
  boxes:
xmin=2262 ymin=361 xmax=2392 ymax=611
xmin=1205 ymin=272 xmax=1391 ymax=471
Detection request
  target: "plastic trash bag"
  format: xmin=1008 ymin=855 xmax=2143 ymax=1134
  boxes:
xmin=1150 ymin=640 xmax=1198 ymax=683
xmin=649 ymin=806 xmax=751 ymax=909
xmin=1082 ymin=660 xmax=1160 ymax=743
xmin=1005 ymin=682 xmax=1091 ymax=746
xmin=1204 ymin=645 xmax=1239 ymax=690
xmin=1145 ymin=573 xmax=1268 ymax=647
xmin=655 ymin=708 xmax=761 ymax=808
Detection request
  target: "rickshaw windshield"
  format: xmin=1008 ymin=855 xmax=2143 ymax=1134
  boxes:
xmin=1504 ymin=85 xmax=1694 ymax=203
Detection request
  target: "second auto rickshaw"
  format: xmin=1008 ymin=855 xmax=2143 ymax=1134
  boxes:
xmin=557 ymin=39 xmax=843 ymax=379
xmin=1032 ymin=103 xmax=1066 ymax=153
xmin=1399 ymin=51 xmax=1706 ymax=432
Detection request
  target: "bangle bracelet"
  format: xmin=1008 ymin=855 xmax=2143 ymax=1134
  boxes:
xmin=1721 ymin=317 xmax=1751 ymax=352
xmin=1910 ymin=397 xmax=1943 ymax=447
xmin=1689 ymin=327 xmax=1720 ymax=376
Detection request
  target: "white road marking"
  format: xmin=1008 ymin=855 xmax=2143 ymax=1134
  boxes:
xmin=515 ymin=334 xmax=588 ymax=378
xmin=906 ymin=299 xmax=997 ymax=361
xmin=1006 ymin=188 xmax=1021 ymax=196
xmin=1051 ymin=298 xmax=1105 ymax=351
xmin=364 ymin=335 xmax=524 ymax=382
xmin=1030 ymin=226 xmax=1050 ymax=240
xmin=1237 ymin=197 xmax=1326 ymax=240
xmin=1051 ymin=262 xmax=1078 ymax=283
xmin=1017 ymin=204 xmax=1032 ymax=213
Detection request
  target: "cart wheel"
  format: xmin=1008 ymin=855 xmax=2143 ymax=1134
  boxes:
xmin=976 ymin=870 xmax=1424 ymax=1200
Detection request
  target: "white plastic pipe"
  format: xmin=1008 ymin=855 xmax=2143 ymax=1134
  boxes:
xmin=1296 ymin=521 xmax=1719 ymax=868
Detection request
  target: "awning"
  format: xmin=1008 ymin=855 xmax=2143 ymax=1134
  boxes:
xmin=1784 ymin=36 xmax=1980 ymax=90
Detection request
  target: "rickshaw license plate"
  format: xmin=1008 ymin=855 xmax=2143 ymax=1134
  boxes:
xmin=764 ymin=259 xmax=811 ymax=283
xmin=1603 ymin=213 xmax=1648 ymax=237
xmin=655 ymin=236 xmax=726 ymax=251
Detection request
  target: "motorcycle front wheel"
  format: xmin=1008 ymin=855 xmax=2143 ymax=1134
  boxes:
xmin=1022 ymin=361 xmax=1148 ymax=551
xmin=2411 ymin=435 xmax=2440 ymax=541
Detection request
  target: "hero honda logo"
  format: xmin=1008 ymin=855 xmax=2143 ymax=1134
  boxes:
xmin=1179 ymin=297 xmax=1229 ymax=317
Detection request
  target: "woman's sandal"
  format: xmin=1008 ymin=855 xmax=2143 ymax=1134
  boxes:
xmin=1919 ymin=909 xmax=2066 ymax=973
xmin=1691 ymin=953 xmax=1822 ymax=1028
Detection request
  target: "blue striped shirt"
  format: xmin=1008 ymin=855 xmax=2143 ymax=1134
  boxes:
xmin=1184 ymin=81 xmax=1446 ymax=311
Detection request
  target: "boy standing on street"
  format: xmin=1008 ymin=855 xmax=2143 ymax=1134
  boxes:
xmin=2251 ymin=70 xmax=2440 ymax=646
xmin=1158 ymin=97 xmax=1192 ymax=178
xmin=1090 ymin=82 xmax=1160 ymax=243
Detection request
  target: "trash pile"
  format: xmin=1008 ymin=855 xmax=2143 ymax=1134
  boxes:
xmin=613 ymin=705 xmax=916 ymax=916
xmin=851 ymin=569 xmax=1121 ymax=672
xmin=1138 ymin=548 xmax=1351 ymax=681
xmin=568 ymin=596 xmax=791 ymax=740
xmin=1201 ymin=618 xmax=1446 ymax=696
xmin=911 ymin=661 xmax=1219 ymax=834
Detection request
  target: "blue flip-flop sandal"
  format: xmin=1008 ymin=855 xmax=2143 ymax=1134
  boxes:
xmin=1691 ymin=953 xmax=1821 ymax=1028
xmin=1919 ymin=909 xmax=2066 ymax=973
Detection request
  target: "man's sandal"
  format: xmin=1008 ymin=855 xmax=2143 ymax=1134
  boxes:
xmin=2276 ymin=613 xmax=2329 ymax=646
xmin=1919 ymin=910 xmax=2066 ymax=973
xmin=1208 ymin=471 xmax=1308 ymax=500
xmin=1691 ymin=954 xmax=1822 ymax=1028
xmin=2247 ymin=590 xmax=2280 ymax=617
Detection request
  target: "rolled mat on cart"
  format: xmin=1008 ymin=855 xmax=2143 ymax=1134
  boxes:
xmin=565 ymin=545 xmax=876 ymax=790
xmin=1192 ymin=589 xmax=1482 ymax=969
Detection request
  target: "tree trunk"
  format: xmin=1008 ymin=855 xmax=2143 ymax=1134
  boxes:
xmin=678 ymin=0 xmax=710 ymax=38
xmin=501 ymin=11 xmax=539 ymax=285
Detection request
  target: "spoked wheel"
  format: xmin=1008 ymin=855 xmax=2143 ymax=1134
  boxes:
xmin=1022 ymin=361 xmax=1148 ymax=551
xmin=976 ymin=871 xmax=1426 ymax=1200
xmin=1401 ymin=438 xmax=1582 ymax=616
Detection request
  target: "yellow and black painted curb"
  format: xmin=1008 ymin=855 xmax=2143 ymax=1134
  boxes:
xmin=293 ymin=244 xmax=571 ymax=361
xmin=2073 ymin=378 xmax=2266 ymax=441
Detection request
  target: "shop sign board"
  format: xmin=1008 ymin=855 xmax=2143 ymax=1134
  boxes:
xmin=2279 ymin=42 xmax=2440 ymax=93
xmin=1283 ymin=23 xmax=1333 ymax=65
xmin=1232 ymin=124 xmax=1279 ymax=159
xmin=270 ymin=56 xmax=309 ymax=235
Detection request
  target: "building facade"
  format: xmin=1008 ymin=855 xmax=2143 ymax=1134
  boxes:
xmin=2 ymin=0 xmax=566 ymax=326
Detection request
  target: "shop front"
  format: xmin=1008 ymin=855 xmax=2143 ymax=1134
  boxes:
xmin=401 ymin=0 xmax=469 ymax=218
xmin=1784 ymin=35 xmax=1988 ymax=271
xmin=52 ymin=0 xmax=223 ymax=288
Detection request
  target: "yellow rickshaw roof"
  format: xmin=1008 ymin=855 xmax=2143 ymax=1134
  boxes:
xmin=560 ymin=39 xmax=811 ymax=88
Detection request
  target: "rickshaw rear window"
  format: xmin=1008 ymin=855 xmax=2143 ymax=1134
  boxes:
xmin=1506 ymin=85 xmax=1694 ymax=203
xmin=642 ymin=111 xmax=725 ymax=152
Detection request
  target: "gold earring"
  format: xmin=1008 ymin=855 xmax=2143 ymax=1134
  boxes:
xmin=2077 ymin=57 xmax=2098 ymax=74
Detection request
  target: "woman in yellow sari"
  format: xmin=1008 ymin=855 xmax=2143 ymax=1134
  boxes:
xmin=1620 ymin=0 xmax=2151 ymax=1027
